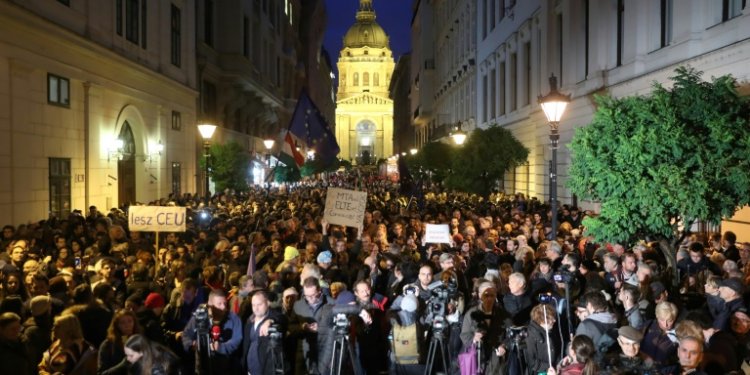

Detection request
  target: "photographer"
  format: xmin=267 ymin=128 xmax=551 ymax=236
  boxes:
xmin=524 ymin=303 xmax=562 ymax=375
xmin=182 ymin=289 xmax=243 ymax=374
xmin=460 ymin=281 xmax=510 ymax=371
xmin=352 ymin=279 xmax=389 ymax=375
xmin=242 ymin=290 xmax=286 ymax=375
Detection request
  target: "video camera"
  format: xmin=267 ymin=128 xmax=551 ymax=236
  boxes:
xmin=506 ymin=326 xmax=528 ymax=342
xmin=553 ymin=265 xmax=575 ymax=283
xmin=193 ymin=304 xmax=211 ymax=335
xmin=331 ymin=304 xmax=362 ymax=334
xmin=424 ymin=273 xmax=459 ymax=331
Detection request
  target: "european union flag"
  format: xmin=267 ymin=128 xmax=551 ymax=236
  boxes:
xmin=288 ymin=90 xmax=340 ymax=167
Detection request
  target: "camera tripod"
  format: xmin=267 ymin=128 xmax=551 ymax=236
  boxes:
xmin=195 ymin=330 xmax=213 ymax=375
xmin=330 ymin=327 xmax=362 ymax=375
xmin=423 ymin=321 xmax=449 ymax=375
xmin=268 ymin=333 xmax=285 ymax=375
xmin=507 ymin=336 xmax=526 ymax=375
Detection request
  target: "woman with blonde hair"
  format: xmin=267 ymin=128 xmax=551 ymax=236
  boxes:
xmin=123 ymin=334 xmax=179 ymax=375
xmin=98 ymin=309 xmax=143 ymax=374
xmin=39 ymin=314 xmax=97 ymax=375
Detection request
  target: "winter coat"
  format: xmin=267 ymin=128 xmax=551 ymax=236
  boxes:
xmin=639 ymin=319 xmax=678 ymax=366
xmin=574 ymin=311 xmax=618 ymax=346
xmin=0 ymin=337 xmax=34 ymax=375
xmin=524 ymin=321 xmax=562 ymax=374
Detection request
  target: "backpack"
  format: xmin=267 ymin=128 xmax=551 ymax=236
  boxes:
xmin=588 ymin=319 xmax=619 ymax=357
xmin=391 ymin=322 xmax=420 ymax=364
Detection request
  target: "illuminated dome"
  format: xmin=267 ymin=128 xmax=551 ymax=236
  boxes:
xmin=342 ymin=0 xmax=390 ymax=49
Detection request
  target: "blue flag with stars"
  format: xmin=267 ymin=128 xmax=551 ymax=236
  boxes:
xmin=288 ymin=90 xmax=340 ymax=167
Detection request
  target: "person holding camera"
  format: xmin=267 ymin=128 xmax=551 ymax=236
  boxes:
xmin=460 ymin=281 xmax=510 ymax=372
xmin=182 ymin=289 xmax=243 ymax=374
xmin=524 ymin=303 xmax=562 ymax=375
xmin=242 ymin=290 xmax=286 ymax=375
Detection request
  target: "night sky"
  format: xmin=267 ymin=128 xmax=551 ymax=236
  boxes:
xmin=323 ymin=0 xmax=412 ymax=86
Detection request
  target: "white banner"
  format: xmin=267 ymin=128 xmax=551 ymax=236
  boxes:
xmin=324 ymin=187 xmax=368 ymax=228
xmin=128 ymin=206 xmax=187 ymax=232
xmin=424 ymin=224 xmax=452 ymax=244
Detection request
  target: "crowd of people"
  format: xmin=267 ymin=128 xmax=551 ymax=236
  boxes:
xmin=0 ymin=171 xmax=749 ymax=375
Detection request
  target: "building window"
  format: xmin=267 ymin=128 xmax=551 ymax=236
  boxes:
xmin=243 ymin=16 xmax=250 ymax=58
xmin=205 ymin=0 xmax=214 ymax=47
xmin=373 ymin=73 xmax=379 ymax=86
xmin=353 ymin=73 xmax=359 ymax=86
xmin=49 ymin=158 xmax=71 ymax=219
xmin=171 ymin=162 xmax=181 ymax=196
xmin=202 ymin=81 xmax=217 ymax=120
xmin=509 ymin=52 xmax=517 ymax=111
xmin=482 ymin=74 xmax=488 ymax=122
xmin=117 ymin=0 xmax=147 ymax=48
xmin=498 ymin=61 xmax=506 ymax=115
xmin=524 ymin=41 xmax=531 ymax=106
xmin=171 ymin=4 xmax=181 ymax=67
xmin=48 ymin=74 xmax=70 ymax=107
xmin=171 ymin=111 xmax=182 ymax=131
xmin=722 ymin=0 xmax=745 ymax=21
xmin=659 ymin=0 xmax=673 ymax=48
xmin=617 ymin=0 xmax=624 ymax=67
xmin=490 ymin=69 xmax=496 ymax=118
xmin=363 ymin=72 xmax=369 ymax=86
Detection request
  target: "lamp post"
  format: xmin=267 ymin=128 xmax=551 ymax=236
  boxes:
xmin=263 ymin=139 xmax=275 ymax=166
xmin=409 ymin=148 xmax=418 ymax=155
xmin=197 ymin=124 xmax=217 ymax=200
xmin=538 ymin=74 xmax=571 ymax=240
xmin=451 ymin=122 xmax=467 ymax=145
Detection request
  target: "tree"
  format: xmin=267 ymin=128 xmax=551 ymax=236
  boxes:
xmin=201 ymin=141 xmax=251 ymax=192
xmin=407 ymin=141 xmax=455 ymax=183
xmin=568 ymin=67 xmax=750 ymax=282
xmin=444 ymin=125 xmax=529 ymax=196
xmin=274 ymin=164 xmax=301 ymax=183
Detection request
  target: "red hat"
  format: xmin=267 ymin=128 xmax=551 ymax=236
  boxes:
xmin=144 ymin=292 xmax=165 ymax=309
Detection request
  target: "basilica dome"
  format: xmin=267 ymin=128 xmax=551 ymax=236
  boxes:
xmin=342 ymin=0 xmax=390 ymax=49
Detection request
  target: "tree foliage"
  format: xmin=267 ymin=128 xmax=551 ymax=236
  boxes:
xmin=201 ymin=141 xmax=251 ymax=192
xmin=274 ymin=164 xmax=301 ymax=183
xmin=444 ymin=125 xmax=529 ymax=196
xmin=568 ymin=67 xmax=750 ymax=245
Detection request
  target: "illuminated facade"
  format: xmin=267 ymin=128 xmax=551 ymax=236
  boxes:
xmin=335 ymin=0 xmax=394 ymax=162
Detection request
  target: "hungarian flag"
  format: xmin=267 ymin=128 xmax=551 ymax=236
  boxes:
xmin=278 ymin=131 xmax=305 ymax=169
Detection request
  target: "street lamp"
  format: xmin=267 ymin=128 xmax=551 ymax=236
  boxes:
xmin=409 ymin=148 xmax=418 ymax=155
xmin=197 ymin=123 xmax=217 ymax=200
xmin=263 ymin=139 xmax=275 ymax=166
xmin=538 ymin=73 xmax=571 ymax=240
xmin=451 ymin=123 xmax=467 ymax=145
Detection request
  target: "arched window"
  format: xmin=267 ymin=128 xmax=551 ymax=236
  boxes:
xmin=353 ymin=72 xmax=359 ymax=86
xmin=363 ymin=72 xmax=369 ymax=86
xmin=373 ymin=73 xmax=379 ymax=86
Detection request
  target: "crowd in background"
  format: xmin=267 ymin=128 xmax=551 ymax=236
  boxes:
xmin=0 ymin=171 xmax=749 ymax=375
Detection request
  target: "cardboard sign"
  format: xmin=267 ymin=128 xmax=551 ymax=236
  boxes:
xmin=424 ymin=224 xmax=452 ymax=244
xmin=128 ymin=206 xmax=187 ymax=232
xmin=324 ymin=187 xmax=367 ymax=228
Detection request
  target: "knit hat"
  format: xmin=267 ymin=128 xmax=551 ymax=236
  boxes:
xmin=144 ymin=293 xmax=165 ymax=309
xmin=317 ymin=251 xmax=333 ymax=264
xmin=30 ymin=295 xmax=51 ymax=317
xmin=618 ymin=325 xmax=644 ymax=342
xmin=336 ymin=290 xmax=356 ymax=305
xmin=283 ymin=246 xmax=300 ymax=261
xmin=400 ymin=294 xmax=419 ymax=313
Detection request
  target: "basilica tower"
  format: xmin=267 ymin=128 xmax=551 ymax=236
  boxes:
xmin=335 ymin=0 xmax=395 ymax=162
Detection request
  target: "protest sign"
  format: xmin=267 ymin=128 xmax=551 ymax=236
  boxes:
xmin=424 ymin=224 xmax=452 ymax=244
xmin=128 ymin=206 xmax=187 ymax=232
xmin=324 ymin=187 xmax=367 ymax=228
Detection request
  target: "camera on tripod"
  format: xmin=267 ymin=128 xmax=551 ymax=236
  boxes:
xmin=424 ymin=278 xmax=457 ymax=330
xmin=331 ymin=304 xmax=362 ymax=333
xmin=267 ymin=323 xmax=283 ymax=340
xmin=553 ymin=268 xmax=574 ymax=283
xmin=193 ymin=304 xmax=211 ymax=335
xmin=538 ymin=293 xmax=555 ymax=304
xmin=506 ymin=326 xmax=528 ymax=342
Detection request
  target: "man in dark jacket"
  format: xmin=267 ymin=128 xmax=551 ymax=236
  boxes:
xmin=503 ymin=272 xmax=533 ymax=325
xmin=524 ymin=304 xmax=562 ymax=374
xmin=292 ymin=276 xmax=334 ymax=374
xmin=676 ymin=242 xmax=721 ymax=279
xmin=0 ymin=312 xmax=34 ymax=375
xmin=242 ymin=290 xmax=287 ymax=375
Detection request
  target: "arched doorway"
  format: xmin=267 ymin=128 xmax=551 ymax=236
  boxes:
xmin=355 ymin=120 xmax=376 ymax=157
xmin=117 ymin=122 xmax=136 ymax=207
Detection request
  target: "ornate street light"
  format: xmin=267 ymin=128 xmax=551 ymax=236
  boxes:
xmin=538 ymin=73 xmax=571 ymax=240
xmin=451 ymin=122 xmax=467 ymax=145
xmin=197 ymin=124 xmax=217 ymax=200
xmin=409 ymin=148 xmax=418 ymax=155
